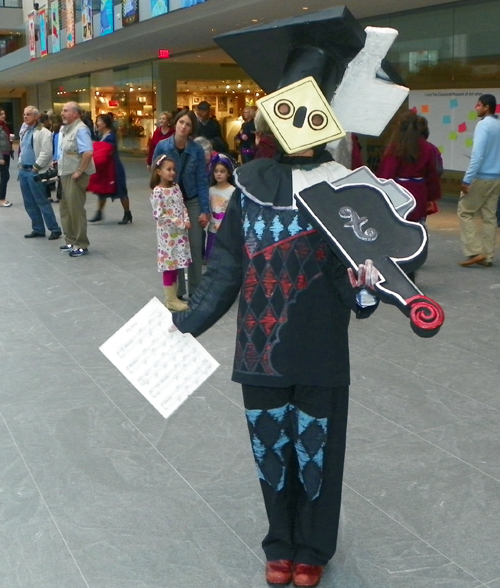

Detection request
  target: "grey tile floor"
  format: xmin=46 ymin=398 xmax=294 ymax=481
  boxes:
xmin=1 ymin=156 xmax=500 ymax=587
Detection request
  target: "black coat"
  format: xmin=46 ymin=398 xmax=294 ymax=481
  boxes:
xmin=173 ymin=155 xmax=377 ymax=388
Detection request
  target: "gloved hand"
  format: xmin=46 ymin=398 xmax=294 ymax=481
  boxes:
xmin=347 ymin=259 xmax=380 ymax=291
xmin=347 ymin=259 xmax=380 ymax=308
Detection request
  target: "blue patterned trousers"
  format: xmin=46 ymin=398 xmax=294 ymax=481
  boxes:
xmin=243 ymin=384 xmax=349 ymax=566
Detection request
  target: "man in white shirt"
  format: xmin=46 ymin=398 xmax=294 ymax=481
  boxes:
xmin=19 ymin=106 xmax=62 ymax=240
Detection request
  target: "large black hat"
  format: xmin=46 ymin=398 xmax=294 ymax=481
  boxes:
xmin=214 ymin=6 xmax=402 ymax=102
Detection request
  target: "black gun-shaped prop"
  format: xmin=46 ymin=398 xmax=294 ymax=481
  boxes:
xmin=295 ymin=181 xmax=444 ymax=337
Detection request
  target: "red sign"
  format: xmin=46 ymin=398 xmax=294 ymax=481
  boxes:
xmin=108 ymin=100 xmax=119 ymax=107
xmin=158 ymin=49 xmax=170 ymax=59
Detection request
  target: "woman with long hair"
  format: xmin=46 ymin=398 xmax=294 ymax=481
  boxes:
xmin=152 ymin=109 xmax=210 ymax=298
xmin=88 ymin=113 xmax=131 ymax=224
xmin=378 ymin=110 xmax=441 ymax=223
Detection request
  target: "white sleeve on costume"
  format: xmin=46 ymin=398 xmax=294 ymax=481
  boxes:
xmin=331 ymin=26 xmax=409 ymax=136
xmin=291 ymin=161 xmax=351 ymax=209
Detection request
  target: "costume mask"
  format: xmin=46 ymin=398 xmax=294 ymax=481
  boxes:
xmin=257 ymin=77 xmax=345 ymax=154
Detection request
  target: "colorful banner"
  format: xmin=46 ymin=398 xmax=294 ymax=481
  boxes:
xmin=65 ymin=0 xmax=75 ymax=48
xmin=39 ymin=7 xmax=48 ymax=56
xmin=28 ymin=11 xmax=36 ymax=60
xmin=151 ymin=0 xmax=168 ymax=17
xmin=81 ymin=0 xmax=93 ymax=40
xmin=50 ymin=0 xmax=61 ymax=53
xmin=122 ymin=0 xmax=139 ymax=26
xmin=100 ymin=0 xmax=113 ymax=35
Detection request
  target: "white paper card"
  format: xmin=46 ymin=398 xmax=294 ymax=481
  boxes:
xmin=99 ymin=297 xmax=220 ymax=419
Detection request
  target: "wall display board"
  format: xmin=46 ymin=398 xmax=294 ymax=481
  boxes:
xmin=409 ymin=88 xmax=500 ymax=172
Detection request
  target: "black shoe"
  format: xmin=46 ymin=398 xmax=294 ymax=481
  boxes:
xmin=59 ymin=243 xmax=73 ymax=251
xmin=24 ymin=231 xmax=45 ymax=238
xmin=89 ymin=210 xmax=103 ymax=223
xmin=48 ymin=231 xmax=62 ymax=240
xmin=118 ymin=211 xmax=132 ymax=225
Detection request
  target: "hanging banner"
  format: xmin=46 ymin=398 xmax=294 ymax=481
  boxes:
xmin=81 ymin=0 xmax=93 ymax=40
xmin=180 ymin=0 xmax=205 ymax=6
xmin=151 ymin=0 xmax=168 ymax=17
xmin=39 ymin=7 xmax=48 ymax=56
xmin=100 ymin=0 xmax=113 ymax=35
xmin=28 ymin=11 xmax=36 ymax=60
xmin=65 ymin=0 xmax=75 ymax=48
xmin=122 ymin=0 xmax=139 ymax=26
xmin=50 ymin=0 xmax=61 ymax=53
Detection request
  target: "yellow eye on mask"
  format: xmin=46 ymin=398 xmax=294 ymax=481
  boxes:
xmin=257 ymin=76 xmax=346 ymax=155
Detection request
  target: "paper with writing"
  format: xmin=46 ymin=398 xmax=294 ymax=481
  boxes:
xmin=99 ymin=297 xmax=219 ymax=419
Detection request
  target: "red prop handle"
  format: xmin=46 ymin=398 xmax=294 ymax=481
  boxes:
xmin=405 ymin=295 xmax=445 ymax=338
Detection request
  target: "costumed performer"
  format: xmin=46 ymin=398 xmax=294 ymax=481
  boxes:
xmin=172 ymin=7 xmax=409 ymax=587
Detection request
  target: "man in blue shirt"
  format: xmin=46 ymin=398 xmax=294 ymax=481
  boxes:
xmin=458 ymin=94 xmax=500 ymax=267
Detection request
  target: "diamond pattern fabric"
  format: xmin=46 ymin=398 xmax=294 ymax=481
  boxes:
xmin=235 ymin=198 xmax=329 ymax=377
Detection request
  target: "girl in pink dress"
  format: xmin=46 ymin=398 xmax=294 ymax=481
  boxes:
xmin=150 ymin=155 xmax=191 ymax=311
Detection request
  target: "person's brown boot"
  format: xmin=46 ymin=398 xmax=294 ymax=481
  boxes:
xmin=459 ymin=254 xmax=486 ymax=267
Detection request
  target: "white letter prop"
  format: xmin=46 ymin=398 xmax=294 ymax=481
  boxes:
xmin=100 ymin=298 xmax=219 ymax=419
xmin=331 ymin=27 xmax=409 ymax=136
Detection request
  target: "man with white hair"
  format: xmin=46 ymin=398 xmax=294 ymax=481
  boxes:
xmin=19 ymin=105 xmax=62 ymax=240
xmin=57 ymin=101 xmax=95 ymax=257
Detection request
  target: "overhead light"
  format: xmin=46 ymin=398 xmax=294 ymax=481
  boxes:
xmin=237 ymin=83 xmax=242 ymax=88
xmin=226 ymin=84 xmax=230 ymax=89
xmin=246 ymin=89 xmax=250 ymax=93
xmin=129 ymin=87 xmax=134 ymax=92
xmin=255 ymin=92 xmax=260 ymax=97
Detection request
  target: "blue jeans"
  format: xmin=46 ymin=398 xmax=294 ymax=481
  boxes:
xmin=19 ymin=169 xmax=61 ymax=235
